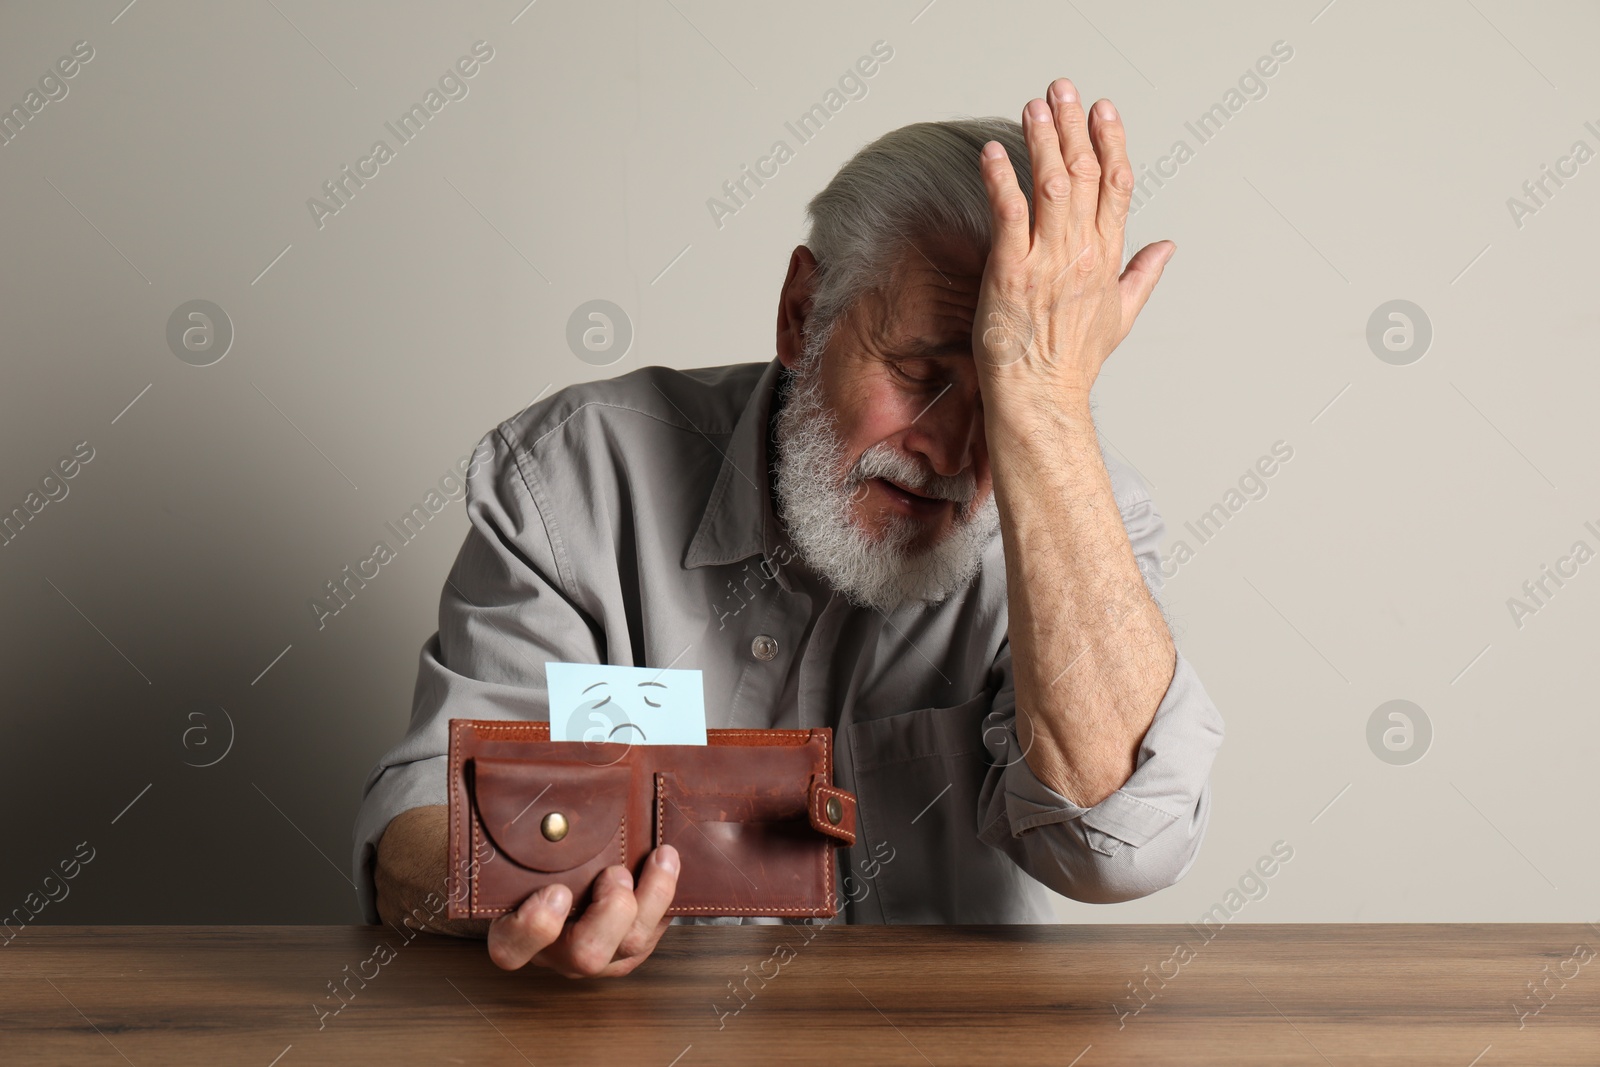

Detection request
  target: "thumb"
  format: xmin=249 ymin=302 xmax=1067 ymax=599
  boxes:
xmin=1118 ymin=239 xmax=1175 ymax=336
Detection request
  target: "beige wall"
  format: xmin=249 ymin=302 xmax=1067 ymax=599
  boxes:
xmin=0 ymin=0 xmax=1593 ymax=924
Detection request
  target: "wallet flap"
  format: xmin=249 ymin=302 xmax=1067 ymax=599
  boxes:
xmin=472 ymin=756 xmax=630 ymax=873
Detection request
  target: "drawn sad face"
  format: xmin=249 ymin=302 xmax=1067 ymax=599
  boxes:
xmin=562 ymin=678 xmax=674 ymax=745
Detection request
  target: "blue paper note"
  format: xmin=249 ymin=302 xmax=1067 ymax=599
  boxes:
xmin=546 ymin=662 xmax=708 ymax=746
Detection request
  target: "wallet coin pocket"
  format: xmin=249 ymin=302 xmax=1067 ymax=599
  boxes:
xmin=471 ymin=756 xmax=631 ymax=874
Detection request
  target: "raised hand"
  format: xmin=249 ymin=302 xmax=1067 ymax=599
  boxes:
xmin=973 ymin=78 xmax=1174 ymax=412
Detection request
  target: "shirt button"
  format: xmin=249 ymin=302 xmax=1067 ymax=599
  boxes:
xmin=750 ymin=634 xmax=778 ymax=661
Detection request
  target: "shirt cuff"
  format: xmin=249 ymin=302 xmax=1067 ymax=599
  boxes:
xmin=349 ymin=754 xmax=449 ymax=925
xmin=999 ymin=649 xmax=1220 ymax=856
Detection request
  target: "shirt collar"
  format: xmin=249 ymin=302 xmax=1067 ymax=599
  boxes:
xmin=683 ymin=356 xmax=793 ymax=576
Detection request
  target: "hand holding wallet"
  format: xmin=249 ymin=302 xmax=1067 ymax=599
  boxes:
xmin=446 ymin=718 xmax=859 ymax=921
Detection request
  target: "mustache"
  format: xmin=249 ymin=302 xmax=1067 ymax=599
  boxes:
xmin=849 ymin=443 xmax=976 ymax=505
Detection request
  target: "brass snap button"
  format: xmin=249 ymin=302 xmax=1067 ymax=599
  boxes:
xmin=751 ymin=634 xmax=778 ymax=661
xmin=825 ymin=796 xmax=843 ymax=825
xmin=541 ymin=812 xmax=569 ymax=841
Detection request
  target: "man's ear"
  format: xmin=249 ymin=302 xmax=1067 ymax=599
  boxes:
xmin=775 ymin=245 xmax=818 ymax=370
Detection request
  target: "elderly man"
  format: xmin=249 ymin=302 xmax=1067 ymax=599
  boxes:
xmin=353 ymin=77 xmax=1224 ymax=978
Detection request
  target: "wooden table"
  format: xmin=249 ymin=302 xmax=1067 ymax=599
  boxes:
xmin=2 ymin=924 xmax=1596 ymax=1064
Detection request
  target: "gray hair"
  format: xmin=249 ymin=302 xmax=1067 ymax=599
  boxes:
xmin=800 ymin=117 xmax=1034 ymax=354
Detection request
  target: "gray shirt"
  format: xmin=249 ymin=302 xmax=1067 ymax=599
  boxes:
xmin=350 ymin=357 xmax=1225 ymax=926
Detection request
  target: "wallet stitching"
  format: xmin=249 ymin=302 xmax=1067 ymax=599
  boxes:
xmin=471 ymin=816 xmax=481 ymax=913
xmin=451 ymin=720 xmax=464 ymax=916
xmin=821 ymin=731 xmax=833 ymax=909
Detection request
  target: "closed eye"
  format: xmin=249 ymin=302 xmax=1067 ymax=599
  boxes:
xmin=894 ymin=363 xmax=941 ymax=385
xmin=890 ymin=359 xmax=952 ymax=392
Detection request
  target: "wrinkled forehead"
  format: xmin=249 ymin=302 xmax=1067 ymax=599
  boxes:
xmin=873 ymin=234 xmax=987 ymax=350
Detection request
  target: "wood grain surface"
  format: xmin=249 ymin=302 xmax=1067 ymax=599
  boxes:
xmin=2 ymin=924 xmax=1596 ymax=1065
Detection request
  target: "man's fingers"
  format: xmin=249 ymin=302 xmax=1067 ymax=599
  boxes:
xmin=615 ymin=845 xmax=680 ymax=960
xmin=486 ymin=882 xmax=571 ymax=971
xmin=1023 ymin=95 xmax=1069 ymax=251
xmin=551 ymin=865 xmax=640 ymax=976
xmin=1048 ymin=78 xmax=1100 ymax=237
xmin=1088 ymin=98 xmax=1132 ymax=248
xmin=488 ymin=855 xmax=680 ymax=979
xmin=1117 ymin=240 xmax=1177 ymax=341
xmin=979 ymin=140 xmax=1030 ymax=270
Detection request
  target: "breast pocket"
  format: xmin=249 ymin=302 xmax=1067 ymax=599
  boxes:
xmin=846 ymin=693 xmax=1056 ymax=924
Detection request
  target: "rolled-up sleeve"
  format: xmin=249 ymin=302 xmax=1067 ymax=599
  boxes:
xmin=975 ymin=481 xmax=1225 ymax=905
xmin=349 ymin=424 xmax=600 ymax=923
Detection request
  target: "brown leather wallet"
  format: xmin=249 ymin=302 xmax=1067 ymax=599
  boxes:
xmin=445 ymin=718 xmax=859 ymax=921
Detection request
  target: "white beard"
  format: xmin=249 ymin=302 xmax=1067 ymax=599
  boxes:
xmin=771 ymin=329 xmax=1001 ymax=614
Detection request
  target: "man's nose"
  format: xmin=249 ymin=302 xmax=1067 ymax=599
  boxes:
xmin=908 ymin=387 xmax=981 ymax=478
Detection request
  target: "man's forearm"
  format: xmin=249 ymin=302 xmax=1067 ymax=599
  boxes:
xmin=374 ymin=805 xmax=492 ymax=939
xmin=987 ymin=398 xmax=1176 ymax=809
